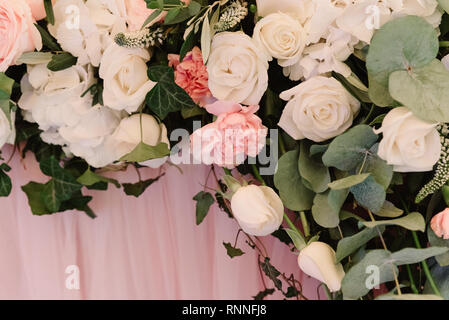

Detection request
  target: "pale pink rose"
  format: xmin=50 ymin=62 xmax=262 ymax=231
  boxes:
xmin=125 ymin=0 xmax=190 ymax=31
xmin=431 ymin=208 xmax=449 ymax=239
xmin=25 ymin=0 xmax=52 ymax=21
xmin=168 ymin=47 xmax=212 ymax=106
xmin=0 ymin=0 xmax=42 ymax=72
xmin=191 ymin=101 xmax=268 ymax=168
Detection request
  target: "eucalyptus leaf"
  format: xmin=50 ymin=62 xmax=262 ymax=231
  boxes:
xmin=362 ymin=212 xmax=425 ymax=232
xmin=298 ymin=141 xmax=330 ymax=193
xmin=428 ymin=226 xmax=449 ymax=266
xmin=376 ymin=293 xmax=443 ymax=300
xmin=350 ymin=176 xmax=386 ymax=213
xmin=336 ymin=226 xmax=385 ymax=263
xmin=328 ymin=173 xmax=370 ymax=190
xmin=375 ymin=201 xmax=403 ymax=218
xmin=312 ymin=189 xmax=348 ymax=228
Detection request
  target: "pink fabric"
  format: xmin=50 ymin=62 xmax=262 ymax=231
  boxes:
xmin=0 ymin=145 xmax=320 ymax=300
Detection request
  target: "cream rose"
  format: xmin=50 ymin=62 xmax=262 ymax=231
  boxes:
xmin=0 ymin=0 xmax=42 ymax=72
xmin=253 ymin=12 xmax=306 ymax=67
xmin=298 ymin=241 xmax=345 ymax=292
xmin=111 ymin=114 xmax=170 ymax=168
xmin=231 ymin=185 xmax=284 ymax=236
xmin=278 ymin=76 xmax=360 ymax=142
xmin=374 ymin=107 xmax=441 ymax=172
xmin=99 ymin=43 xmax=155 ymax=113
xmin=207 ymin=32 xmax=269 ymax=105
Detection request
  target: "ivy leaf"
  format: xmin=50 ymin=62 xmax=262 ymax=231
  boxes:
xmin=193 ymin=191 xmax=215 ymax=225
xmin=260 ymin=257 xmax=282 ymax=291
xmin=285 ymin=286 xmax=299 ymax=298
xmin=146 ymin=66 xmax=196 ymax=119
xmin=253 ymin=288 xmax=275 ymax=300
xmin=0 ymin=169 xmax=12 ymax=197
xmin=77 ymin=168 xmax=120 ymax=188
xmin=123 ymin=175 xmax=164 ymax=197
xmin=47 ymin=52 xmax=78 ymax=71
xmin=120 ymin=142 xmax=170 ymax=162
xmin=223 ymin=242 xmax=245 ymax=258
xmin=274 ymin=150 xmax=315 ymax=211
xmin=22 ymin=182 xmax=50 ymax=216
xmin=322 ymin=125 xmax=378 ymax=171
xmin=298 ymin=141 xmax=330 ymax=193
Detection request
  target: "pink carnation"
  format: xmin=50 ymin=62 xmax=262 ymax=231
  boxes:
xmin=431 ymin=208 xmax=449 ymax=239
xmin=191 ymin=101 xmax=268 ymax=168
xmin=168 ymin=47 xmax=212 ymax=106
xmin=0 ymin=0 xmax=42 ymax=72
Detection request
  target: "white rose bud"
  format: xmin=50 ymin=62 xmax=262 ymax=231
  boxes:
xmin=374 ymin=107 xmax=441 ymax=172
xmin=111 ymin=114 xmax=170 ymax=168
xmin=231 ymin=185 xmax=284 ymax=236
xmin=253 ymin=12 xmax=306 ymax=68
xmin=278 ymin=76 xmax=360 ymax=142
xmin=298 ymin=241 xmax=345 ymax=292
xmin=99 ymin=43 xmax=156 ymax=114
xmin=207 ymin=32 xmax=268 ymax=105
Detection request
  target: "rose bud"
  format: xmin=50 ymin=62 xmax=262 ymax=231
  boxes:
xmin=431 ymin=208 xmax=449 ymax=240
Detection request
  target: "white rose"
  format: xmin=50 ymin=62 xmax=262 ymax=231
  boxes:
xmin=111 ymin=114 xmax=170 ymax=168
xmin=278 ymin=76 xmax=360 ymax=142
xmin=59 ymin=105 xmax=122 ymax=168
xmin=0 ymin=108 xmax=15 ymax=150
xmin=207 ymin=32 xmax=268 ymax=105
xmin=99 ymin=43 xmax=155 ymax=113
xmin=18 ymin=63 xmax=94 ymax=143
xmin=48 ymin=0 xmax=126 ymax=66
xmin=256 ymin=0 xmax=313 ymax=22
xmin=253 ymin=12 xmax=306 ymax=68
xmin=298 ymin=241 xmax=345 ymax=292
xmin=374 ymin=107 xmax=441 ymax=172
xmin=231 ymin=185 xmax=284 ymax=236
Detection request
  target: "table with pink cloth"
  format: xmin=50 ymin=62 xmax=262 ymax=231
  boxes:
xmin=0 ymin=146 xmax=320 ymax=300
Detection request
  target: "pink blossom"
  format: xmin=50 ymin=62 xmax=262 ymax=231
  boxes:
xmin=0 ymin=0 xmax=42 ymax=72
xmin=25 ymin=0 xmax=52 ymax=21
xmin=431 ymin=208 xmax=449 ymax=239
xmin=191 ymin=101 xmax=268 ymax=168
xmin=168 ymin=47 xmax=212 ymax=106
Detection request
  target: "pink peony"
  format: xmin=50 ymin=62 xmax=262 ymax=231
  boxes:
xmin=431 ymin=208 xmax=449 ymax=239
xmin=0 ymin=0 xmax=42 ymax=72
xmin=191 ymin=101 xmax=268 ymax=168
xmin=168 ymin=46 xmax=212 ymax=106
xmin=25 ymin=0 xmax=52 ymax=21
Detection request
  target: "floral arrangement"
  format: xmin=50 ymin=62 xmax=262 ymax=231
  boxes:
xmin=3 ymin=0 xmax=449 ymax=300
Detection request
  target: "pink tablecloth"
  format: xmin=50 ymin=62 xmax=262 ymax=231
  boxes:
xmin=0 ymin=146 xmax=320 ymax=299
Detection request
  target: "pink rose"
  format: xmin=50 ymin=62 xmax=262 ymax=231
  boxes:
xmin=191 ymin=101 xmax=268 ymax=168
xmin=0 ymin=0 xmax=42 ymax=72
xmin=168 ymin=47 xmax=212 ymax=106
xmin=431 ymin=208 xmax=449 ymax=239
xmin=25 ymin=0 xmax=52 ymax=21
xmin=125 ymin=0 xmax=190 ymax=31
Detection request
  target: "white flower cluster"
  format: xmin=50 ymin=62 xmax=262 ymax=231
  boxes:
xmin=17 ymin=0 xmax=169 ymax=168
xmin=255 ymin=0 xmax=442 ymax=80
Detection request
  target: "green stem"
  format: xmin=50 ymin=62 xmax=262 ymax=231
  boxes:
xmin=406 ymin=264 xmax=419 ymax=294
xmin=223 ymin=168 xmax=232 ymax=176
xmin=440 ymin=41 xmax=449 ymax=47
xmin=278 ymin=134 xmax=287 ymax=156
xmin=411 ymin=230 xmax=442 ymax=296
xmin=283 ymin=213 xmax=303 ymax=237
xmin=361 ymin=104 xmax=375 ymax=125
xmin=300 ymin=211 xmax=310 ymax=238
xmin=251 ymin=164 xmax=266 ymax=186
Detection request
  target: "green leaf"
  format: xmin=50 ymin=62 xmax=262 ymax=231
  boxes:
xmin=260 ymin=257 xmax=282 ymax=290
xmin=34 ymin=23 xmax=61 ymax=51
xmin=389 ymin=59 xmax=449 ymax=123
xmin=367 ymin=74 xmax=394 ymax=107
xmin=366 ymin=16 xmax=438 ymax=86
xmin=375 ymin=201 xmax=403 ymax=218
xmin=77 ymin=168 xmax=120 ymax=188
xmin=322 ymin=125 xmax=378 ymax=171
xmin=350 ymin=176 xmax=386 ymax=213
xmin=356 ymin=144 xmax=393 ymax=190
xmin=438 ymin=0 xmax=449 ymax=13
xmin=274 ymin=150 xmax=315 ymax=211
xmin=44 ymin=0 xmax=54 ymax=24
xmin=47 ymin=52 xmax=78 ymax=71
xmin=181 ymin=104 xmax=205 ymax=119
xmin=376 ymin=293 xmax=443 ymax=300
xmin=146 ymin=66 xmax=196 ymax=119
xmin=362 ymin=211 xmax=425 ymax=232
xmin=16 ymin=52 xmax=53 ymax=65
xmin=285 ymin=228 xmax=307 ymax=251
xmin=0 ymin=169 xmax=12 ymax=197
xmin=390 ymin=247 xmax=449 ymax=265
xmin=223 ymin=242 xmax=245 ymax=258
xmin=141 ymin=9 xmax=163 ymax=28
xmin=200 ymin=14 xmax=211 ymax=63
xmin=328 ymin=173 xmax=370 ymax=190
xmin=123 ymin=175 xmax=164 ymax=197
xmin=22 ymin=182 xmax=50 ymax=215
xmin=179 ymin=29 xmax=196 ymax=62
xmin=193 ymin=191 xmax=215 ymax=225
xmin=336 ymin=226 xmax=385 ymax=263
xmin=312 ymin=189 xmax=348 ymax=228
xmin=298 ymin=141 xmax=330 ymax=193
xmin=253 ymin=288 xmax=275 ymax=300
xmin=163 ymin=1 xmax=201 ymax=25
xmin=0 ymin=73 xmax=14 ymax=96
xmin=342 ymin=249 xmax=396 ymax=299
xmin=427 ymin=226 xmax=449 ymax=267
xmin=120 ymin=142 xmax=170 ymax=162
